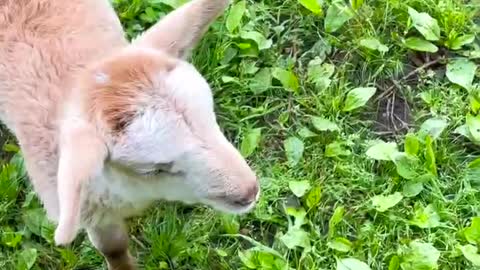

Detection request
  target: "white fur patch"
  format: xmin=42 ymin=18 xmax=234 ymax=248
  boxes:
xmin=93 ymin=71 xmax=109 ymax=84
xmin=164 ymin=61 xmax=217 ymax=127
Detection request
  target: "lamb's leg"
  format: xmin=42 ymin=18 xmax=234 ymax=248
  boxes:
xmin=87 ymin=222 xmax=136 ymax=270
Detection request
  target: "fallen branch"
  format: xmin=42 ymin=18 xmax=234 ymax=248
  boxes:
xmin=374 ymin=57 xmax=445 ymax=103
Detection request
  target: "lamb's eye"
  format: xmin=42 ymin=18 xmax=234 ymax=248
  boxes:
xmin=140 ymin=162 xmax=174 ymax=176
xmin=145 ymin=168 xmax=168 ymax=176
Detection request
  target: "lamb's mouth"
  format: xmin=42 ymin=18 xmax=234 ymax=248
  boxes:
xmin=200 ymin=195 xmax=258 ymax=214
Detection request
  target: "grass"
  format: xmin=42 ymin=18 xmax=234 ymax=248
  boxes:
xmin=1 ymin=0 xmax=480 ymax=269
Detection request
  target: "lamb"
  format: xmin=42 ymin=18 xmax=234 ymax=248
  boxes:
xmin=0 ymin=0 xmax=260 ymax=269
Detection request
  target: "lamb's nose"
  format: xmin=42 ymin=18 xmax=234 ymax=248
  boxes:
xmin=233 ymin=182 xmax=259 ymax=207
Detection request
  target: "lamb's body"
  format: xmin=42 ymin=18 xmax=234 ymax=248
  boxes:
xmin=0 ymin=1 xmax=259 ymax=269
xmin=0 ymin=0 xmax=126 ymax=220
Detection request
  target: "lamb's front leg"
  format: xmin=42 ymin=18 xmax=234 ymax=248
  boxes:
xmin=87 ymin=222 xmax=136 ymax=270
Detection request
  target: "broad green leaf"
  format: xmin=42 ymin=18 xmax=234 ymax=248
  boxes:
xmin=238 ymin=44 xmax=259 ymax=57
xmin=467 ymin=114 xmax=480 ymax=142
xmin=306 ymin=185 xmax=322 ymax=208
xmin=239 ymin=249 xmax=285 ymax=269
xmin=329 ymin=206 xmax=345 ymax=237
xmin=464 ymin=217 xmax=480 ymax=244
xmin=470 ymin=93 xmax=480 ymax=113
xmin=240 ymin=31 xmax=272 ymax=50
xmin=449 ymin=34 xmax=475 ymax=50
xmin=221 ymin=214 xmax=240 ymax=234
xmin=371 ymin=192 xmax=403 ymax=212
xmin=280 ymin=227 xmax=311 ymax=250
xmin=469 ymin=158 xmax=480 ymax=169
xmin=138 ymin=9 xmax=159 ymax=24
xmin=325 ymin=141 xmax=352 ymax=157
xmin=418 ymin=118 xmax=448 ymax=140
xmin=1 ymin=229 xmax=22 ymax=248
xmin=405 ymin=133 xmax=420 ymax=156
xmin=0 ymin=164 xmax=20 ymax=201
xmin=308 ymin=58 xmax=335 ymax=90
xmin=273 ymin=68 xmax=300 ymax=92
xmin=226 ymin=1 xmax=246 ymax=33
xmin=308 ymin=39 xmax=333 ymax=63
xmin=216 ymin=249 xmax=228 ymax=257
xmin=393 ymin=153 xmax=421 ymax=180
xmin=400 ymin=240 xmax=440 ymax=270
xmin=466 ymin=49 xmax=480 ymax=59
xmin=402 ymin=182 xmax=424 ymax=197
xmin=328 ymin=237 xmax=352 ymax=252
xmin=248 ymin=249 xmax=288 ymax=269
xmin=298 ymin=0 xmax=322 ymax=15
xmin=222 ymin=76 xmax=238 ymax=83
xmin=23 ymin=208 xmax=51 ymax=239
xmin=410 ymin=204 xmax=440 ymax=228
xmin=249 ymin=68 xmax=272 ymax=94
xmin=16 ymin=248 xmax=37 ymax=270
xmin=366 ymin=141 xmax=399 ymax=161
xmin=343 ymin=87 xmax=377 ymax=112
xmin=424 ymin=136 xmax=437 ymax=176
xmin=288 ymin=180 xmax=311 ymax=197
xmin=419 ymin=91 xmax=433 ymax=105
xmin=3 ymin=143 xmax=19 ymax=153
xmin=299 ymin=127 xmax=317 ymax=138
xmin=389 ymin=255 xmax=400 ymax=270
xmin=324 ymin=0 xmax=355 ymax=33
xmin=337 ymin=258 xmax=371 ymax=270
xmin=407 ymin=7 xmax=441 ymax=41
xmin=446 ymin=58 xmax=477 ymax=91
xmin=286 ymin=207 xmax=308 ymax=227
xmin=360 ymin=38 xmax=389 ymax=53
xmin=58 ymin=248 xmax=79 ymax=268
xmin=238 ymin=250 xmax=257 ymax=269
xmin=237 ymin=41 xmax=253 ymax=49
xmin=10 ymin=153 xmax=27 ymax=179
xmin=231 ymin=234 xmax=285 ymax=260
xmin=350 ymin=0 xmax=364 ymax=10
xmin=404 ymin=37 xmax=438 ymax=52
xmin=240 ymin=128 xmax=262 ymax=158
xmin=221 ymin=47 xmax=238 ymax=65
xmin=284 ymin=137 xmax=304 ymax=167
xmin=278 ymin=111 xmax=289 ymax=125
xmin=240 ymin=60 xmax=259 ymax=75
xmin=311 ymin=116 xmax=340 ymax=131
xmin=460 ymin=244 xmax=480 ymax=266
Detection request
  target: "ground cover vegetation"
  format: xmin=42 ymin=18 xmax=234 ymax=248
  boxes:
xmin=1 ymin=0 xmax=480 ymax=269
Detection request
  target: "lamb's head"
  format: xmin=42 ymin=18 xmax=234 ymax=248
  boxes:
xmin=89 ymin=48 xmax=259 ymax=213
xmin=54 ymin=0 xmax=259 ymax=246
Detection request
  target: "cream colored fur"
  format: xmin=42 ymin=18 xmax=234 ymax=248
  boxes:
xmin=0 ymin=0 xmax=259 ymax=269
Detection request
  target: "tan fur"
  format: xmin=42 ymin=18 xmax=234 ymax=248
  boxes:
xmin=85 ymin=50 xmax=177 ymax=133
xmin=0 ymin=0 xmax=258 ymax=269
xmin=0 ymin=0 xmax=126 ymax=221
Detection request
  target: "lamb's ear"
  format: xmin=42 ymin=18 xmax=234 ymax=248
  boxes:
xmin=54 ymin=122 xmax=107 ymax=246
xmin=132 ymin=0 xmax=230 ymax=58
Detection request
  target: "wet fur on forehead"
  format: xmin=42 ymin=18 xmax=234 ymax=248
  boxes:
xmin=85 ymin=49 xmax=178 ymax=134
